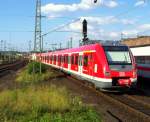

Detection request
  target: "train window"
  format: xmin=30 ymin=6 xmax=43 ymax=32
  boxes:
xmin=63 ymin=56 xmax=65 ymax=63
xmin=53 ymin=56 xmax=55 ymax=62
xmin=49 ymin=56 xmax=51 ymax=61
xmin=68 ymin=56 xmax=71 ymax=64
xmin=136 ymin=56 xmax=150 ymax=64
xmin=60 ymin=56 xmax=62 ymax=63
xmin=145 ymin=56 xmax=150 ymax=64
xmin=50 ymin=56 xmax=52 ymax=61
xmin=83 ymin=55 xmax=88 ymax=67
xmin=52 ymin=55 xmax=54 ymax=61
xmin=67 ymin=56 xmax=68 ymax=63
xmin=64 ymin=56 xmax=66 ymax=63
xmin=61 ymin=56 xmax=64 ymax=63
xmin=79 ymin=56 xmax=83 ymax=66
xmin=71 ymin=55 xmax=74 ymax=64
xmin=136 ymin=56 xmax=144 ymax=64
xmin=61 ymin=56 xmax=63 ymax=63
xmin=59 ymin=56 xmax=61 ymax=62
xmin=65 ymin=56 xmax=68 ymax=64
xmin=56 ymin=56 xmax=58 ymax=62
xmin=75 ymin=55 xmax=78 ymax=65
xmin=54 ymin=55 xmax=56 ymax=62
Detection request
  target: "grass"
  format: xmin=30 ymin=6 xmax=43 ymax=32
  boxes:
xmin=0 ymin=62 xmax=101 ymax=122
xmin=15 ymin=68 xmax=57 ymax=84
xmin=15 ymin=62 xmax=60 ymax=84
xmin=0 ymin=85 xmax=101 ymax=122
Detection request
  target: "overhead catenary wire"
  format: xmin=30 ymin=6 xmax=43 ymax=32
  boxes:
xmin=42 ymin=18 xmax=80 ymax=37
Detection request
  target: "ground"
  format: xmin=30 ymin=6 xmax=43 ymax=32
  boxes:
xmin=0 ymin=67 xmax=149 ymax=122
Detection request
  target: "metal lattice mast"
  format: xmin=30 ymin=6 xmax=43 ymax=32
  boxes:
xmin=34 ymin=0 xmax=41 ymax=52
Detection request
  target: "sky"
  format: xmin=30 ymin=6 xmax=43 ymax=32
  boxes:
xmin=0 ymin=0 xmax=150 ymax=51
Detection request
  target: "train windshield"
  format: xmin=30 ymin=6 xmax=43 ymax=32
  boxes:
xmin=103 ymin=46 xmax=132 ymax=65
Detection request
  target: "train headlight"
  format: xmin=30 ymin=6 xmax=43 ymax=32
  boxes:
xmin=104 ymin=71 xmax=111 ymax=77
xmin=103 ymin=66 xmax=111 ymax=77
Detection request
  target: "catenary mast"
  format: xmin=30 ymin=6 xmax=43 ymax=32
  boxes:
xmin=34 ymin=0 xmax=42 ymax=52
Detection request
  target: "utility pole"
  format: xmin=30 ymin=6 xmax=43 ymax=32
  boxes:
xmin=4 ymin=40 xmax=6 ymax=52
xmin=34 ymin=0 xmax=42 ymax=75
xmin=29 ymin=40 xmax=31 ymax=52
xmin=3 ymin=40 xmax=6 ymax=62
xmin=34 ymin=0 xmax=42 ymax=52
xmin=41 ymin=36 xmax=44 ymax=51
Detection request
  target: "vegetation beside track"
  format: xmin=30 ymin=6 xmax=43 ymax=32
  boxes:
xmin=0 ymin=62 xmax=101 ymax=122
xmin=16 ymin=62 xmax=59 ymax=84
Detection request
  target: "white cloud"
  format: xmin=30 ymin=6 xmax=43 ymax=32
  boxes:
xmin=109 ymin=32 xmax=120 ymax=38
xmin=138 ymin=24 xmax=150 ymax=30
xmin=41 ymin=0 xmax=118 ymax=15
xmin=65 ymin=16 xmax=135 ymax=32
xmin=122 ymin=30 xmax=138 ymax=36
xmin=42 ymin=0 xmax=95 ymax=14
xmin=134 ymin=0 xmax=145 ymax=7
xmin=121 ymin=23 xmax=150 ymax=37
xmin=104 ymin=0 xmax=118 ymax=8
xmin=60 ymin=16 xmax=136 ymax=40
xmin=121 ymin=19 xmax=136 ymax=25
xmin=80 ymin=16 xmax=118 ymax=25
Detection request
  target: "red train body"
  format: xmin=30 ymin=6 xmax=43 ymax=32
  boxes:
xmin=34 ymin=43 xmax=137 ymax=89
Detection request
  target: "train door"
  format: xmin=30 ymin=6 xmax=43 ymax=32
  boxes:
xmin=78 ymin=53 xmax=83 ymax=75
xmin=88 ymin=53 xmax=93 ymax=78
xmin=74 ymin=54 xmax=79 ymax=72
xmin=71 ymin=54 xmax=74 ymax=71
xmin=88 ymin=52 xmax=95 ymax=80
xmin=64 ymin=54 xmax=68 ymax=69
xmin=58 ymin=55 xmax=61 ymax=67
xmin=83 ymin=52 xmax=95 ymax=79
xmin=68 ymin=54 xmax=71 ymax=71
xmin=83 ymin=53 xmax=89 ymax=75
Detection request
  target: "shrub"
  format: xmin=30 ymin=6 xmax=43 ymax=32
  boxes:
xmin=16 ymin=62 xmax=57 ymax=83
xmin=16 ymin=69 xmax=55 ymax=83
xmin=27 ymin=62 xmax=47 ymax=74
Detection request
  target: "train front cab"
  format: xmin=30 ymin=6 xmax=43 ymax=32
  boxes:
xmin=100 ymin=45 xmax=137 ymax=89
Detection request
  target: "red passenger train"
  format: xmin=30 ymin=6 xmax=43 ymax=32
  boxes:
xmin=33 ymin=43 xmax=137 ymax=89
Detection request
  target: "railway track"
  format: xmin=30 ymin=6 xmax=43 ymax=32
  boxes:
xmin=65 ymin=75 xmax=150 ymax=122
xmin=0 ymin=60 xmax=27 ymax=77
xmin=105 ymin=92 xmax=150 ymax=116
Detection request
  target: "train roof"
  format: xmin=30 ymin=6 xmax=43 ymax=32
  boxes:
xmin=39 ymin=42 xmax=128 ymax=56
